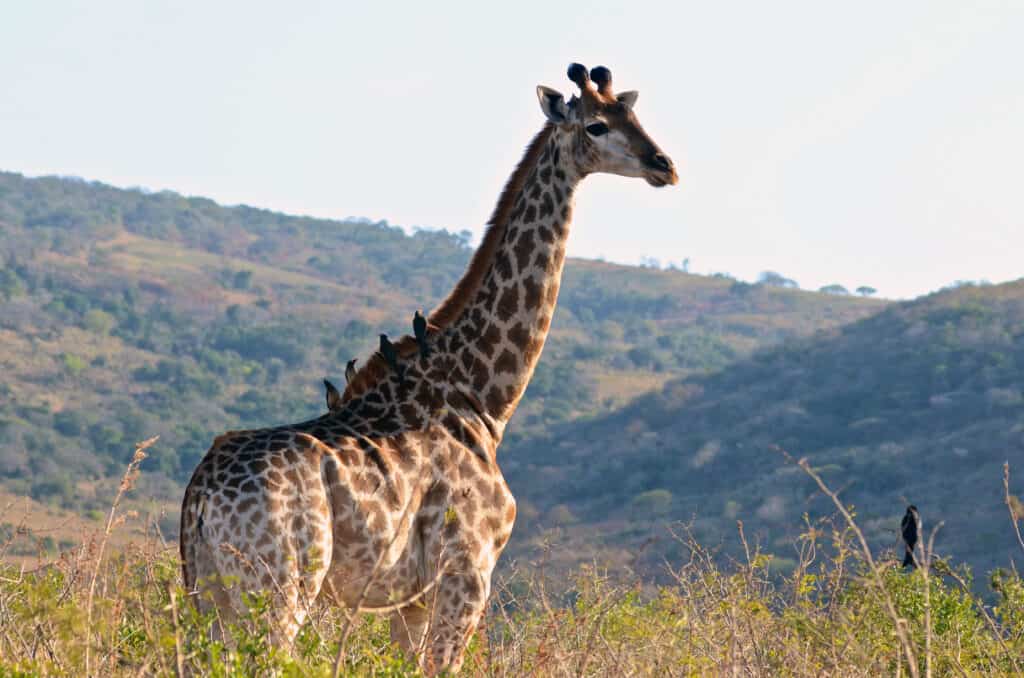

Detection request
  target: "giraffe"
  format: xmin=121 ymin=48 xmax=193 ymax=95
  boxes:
xmin=179 ymin=62 xmax=677 ymax=675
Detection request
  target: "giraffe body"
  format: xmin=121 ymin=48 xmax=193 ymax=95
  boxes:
xmin=182 ymin=421 xmax=510 ymax=669
xmin=181 ymin=62 xmax=677 ymax=674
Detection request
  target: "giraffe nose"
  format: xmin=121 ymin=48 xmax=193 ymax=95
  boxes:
xmin=651 ymin=153 xmax=673 ymax=173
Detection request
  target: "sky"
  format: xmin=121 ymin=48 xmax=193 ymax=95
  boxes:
xmin=2 ymin=1 xmax=1022 ymax=299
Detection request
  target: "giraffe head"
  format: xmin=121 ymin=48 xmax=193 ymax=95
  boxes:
xmin=536 ymin=62 xmax=678 ymax=187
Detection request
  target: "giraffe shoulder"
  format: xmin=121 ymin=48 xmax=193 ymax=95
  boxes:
xmin=211 ymin=429 xmax=256 ymax=449
xmin=293 ymin=431 xmax=330 ymax=450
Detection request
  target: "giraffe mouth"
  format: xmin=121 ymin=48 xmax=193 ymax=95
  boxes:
xmin=644 ymin=170 xmax=678 ymax=188
xmin=643 ymin=152 xmax=678 ymax=187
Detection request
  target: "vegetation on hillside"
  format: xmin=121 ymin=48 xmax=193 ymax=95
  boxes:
xmin=0 ymin=171 xmax=880 ymax=533
xmin=505 ymin=280 xmax=1024 ymax=582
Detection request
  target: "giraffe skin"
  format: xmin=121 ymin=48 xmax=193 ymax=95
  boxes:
xmin=180 ymin=62 xmax=677 ymax=675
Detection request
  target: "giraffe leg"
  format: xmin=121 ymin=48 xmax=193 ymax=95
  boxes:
xmin=390 ymin=603 xmax=429 ymax=659
xmin=189 ymin=473 xmax=335 ymax=649
xmin=188 ymin=539 xmax=240 ymax=645
xmin=256 ymin=513 xmax=334 ymax=647
xmin=265 ymin=572 xmax=328 ymax=647
xmin=420 ymin=571 xmax=488 ymax=675
xmin=195 ymin=534 xmax=331 ymax=649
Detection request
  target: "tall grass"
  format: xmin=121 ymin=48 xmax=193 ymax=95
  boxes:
xmin=1 ymin=440 xmax=1022 ymax=676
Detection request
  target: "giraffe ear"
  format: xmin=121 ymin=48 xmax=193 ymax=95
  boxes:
xmin=617 ymin=90 xmax=639 ymax=109
xmin=536 ymin=86 xmax=568 ymax=123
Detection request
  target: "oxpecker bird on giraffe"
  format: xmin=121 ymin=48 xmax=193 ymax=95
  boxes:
xmin=179 ymin=62 xmax=677 ymax=675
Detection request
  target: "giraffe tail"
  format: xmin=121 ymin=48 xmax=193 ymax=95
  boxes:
xmin=179 ymin=481 xmax=209 ymax=593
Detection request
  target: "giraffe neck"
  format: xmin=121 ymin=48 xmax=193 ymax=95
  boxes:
xmin=439 ymin=124 xmax=582 ymax=427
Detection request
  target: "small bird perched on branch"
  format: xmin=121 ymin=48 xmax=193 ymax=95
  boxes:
xmin=413 ymin=310 xmax=430 ymax=358
xmin=323 ymin=379 xmax=342 ymax=412
xmin=901 ymin=505 xmax=921 ymax=568
xmin=345 ymin=359 xmax=357 ymax=384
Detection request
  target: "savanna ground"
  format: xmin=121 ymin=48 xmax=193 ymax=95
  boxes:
xmin=2 ymin=438 xmax=1023 ymax=677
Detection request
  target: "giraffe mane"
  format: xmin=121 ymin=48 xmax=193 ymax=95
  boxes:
xmin=341 ymin=123 xmax=556 ymax=400
xmin=429 ymin=122 xmax=555 ymax=329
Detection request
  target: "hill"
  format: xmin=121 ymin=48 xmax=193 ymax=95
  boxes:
xmin=503 ymin=279 xmax=1024 ymax=580
xmin=0 ymin=171 xmax=883 ymax=543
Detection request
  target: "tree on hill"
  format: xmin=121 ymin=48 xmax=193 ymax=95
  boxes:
xmin=819 ymin=284 xmax=849 ymax=295
xmin=758 ymin=271 xmax=798 ymax=289
xmin=856 ymin=286 xmax=877 ymax=297
xmin=640 ymin=256 xmax=662 ymax=269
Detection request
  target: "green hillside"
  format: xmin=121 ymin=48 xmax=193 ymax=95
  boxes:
xmin=0 ymin=171 xmax=882 ymax=552
xmin=503 ymin=280 xmax=1024 ymax=579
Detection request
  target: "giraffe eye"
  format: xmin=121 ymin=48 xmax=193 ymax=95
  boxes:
xmin=585 ymin=122 xmax=609 ymax=136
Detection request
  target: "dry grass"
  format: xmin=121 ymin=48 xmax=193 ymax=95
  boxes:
xmin=2 ymin=440 xmax=1023 ymax=676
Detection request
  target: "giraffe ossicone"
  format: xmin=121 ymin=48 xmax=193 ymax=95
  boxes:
xmin=180 ymin=62 xmax=677 ymax=675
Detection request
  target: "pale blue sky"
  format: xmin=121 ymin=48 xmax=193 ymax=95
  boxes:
xmin=3 ymin=1 xmax=1022 ymax=298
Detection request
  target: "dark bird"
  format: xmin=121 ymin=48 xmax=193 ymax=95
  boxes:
xmin=323 ymin=378 xmax=342 ymax=412
xmin=345 ymin=358 xmax=358 ymax=383
xmin=413 ymin=310 xmax=430 ymax=358
xmin=901 ymin=505 xmax=921 ymax=568
xmin=379 ymin=333 xmax=403 ymax=379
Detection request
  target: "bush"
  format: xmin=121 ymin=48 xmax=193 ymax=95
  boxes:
xmin=53 ymin=410 xmax=86 ymax=437
xmin=61 ymin=352 xmax=87 ymax=377
xmin=83 ymin=308 xmax=116 ymax=334
xmin=631 ymin=488 xmax=673 ymax=516
xmin=3 ymin=440 xmax=1024 ymax=678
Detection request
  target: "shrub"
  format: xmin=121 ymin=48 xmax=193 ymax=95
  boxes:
xmin=83 ymin=308 xmax=116 ymax=335
xmin=61 ymin=352 xmax=88 ymax=377
xmin=631 ymin=488 xmax=673 ymax=516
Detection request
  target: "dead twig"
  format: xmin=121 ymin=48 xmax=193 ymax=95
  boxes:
xmin=775 ymin=445 xmax=920 ymax=678
xmin=84 ymin=436 xmax=156 ymax=678
xmin=167 ymin=582 xmax=185 ymax=678
xmin=1004 ymin=463 xmax=1024 ymax=557
xmin=920 ymin=521 xmax=944 ymax=678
